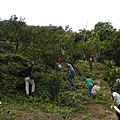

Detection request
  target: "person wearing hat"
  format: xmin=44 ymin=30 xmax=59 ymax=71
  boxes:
xmin=56 ymin=57 xmax=63 ymax=73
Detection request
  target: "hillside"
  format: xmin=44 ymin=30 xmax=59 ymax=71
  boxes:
xmin=0 ymin=55 xmax=118 ymax=120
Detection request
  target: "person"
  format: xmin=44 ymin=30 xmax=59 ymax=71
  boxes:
xmin=63 ymin=62 xmax=76 ymax=86
xmin=56 ymin=58 xmax=63 ymax=73
xmin=18 ymin=61 xmax=35 ymax=97
xmin=84 ymin=75 xmax=95 ymax=99
xmin=88 ymin=57 xmax=93 ymax=71
xmin=111 ymin=89 xmax=120 ymax=120
xmin=116 ymin=76 xmax=120 ymax=84
xmin=0 ymin=98 xmax=2 ymax=106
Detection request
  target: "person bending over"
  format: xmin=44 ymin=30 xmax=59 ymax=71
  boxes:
xmin=111 ymin=88 xmax=120 ymax=120
xmin=63 ymin=62 xmax=76 ymax=86
xmin=84 ymin=75 xmax=95 ymax=99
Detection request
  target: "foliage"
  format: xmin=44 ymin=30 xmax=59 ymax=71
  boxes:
xmin=0 ymin=57 xmax=117 ymax=120
xmin=104 ymin=60 xmax=120 ymax=91
xmin=0 ymin=15 xmax=120 ymax=120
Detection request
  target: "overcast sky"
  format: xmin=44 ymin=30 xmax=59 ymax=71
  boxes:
xmin=0 ymin=0 xmax=120 ymax=32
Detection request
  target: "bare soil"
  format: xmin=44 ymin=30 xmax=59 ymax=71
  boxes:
xmin=1 ymin=104 xmax=117 ymax=120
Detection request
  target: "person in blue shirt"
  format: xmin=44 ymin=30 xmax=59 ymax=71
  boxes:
xmin=63 ymin=62 xmax=76 ymax=86
xmin=112 ymin=88 xmax=120 ymax=120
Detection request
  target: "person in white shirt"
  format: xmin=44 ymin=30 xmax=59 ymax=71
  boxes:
xmin=112 ymin=89 xmax=120 ymax=120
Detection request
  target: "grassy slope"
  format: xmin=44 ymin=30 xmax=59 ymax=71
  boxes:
xmin=0 ymin=60 xmax=117 ymax=120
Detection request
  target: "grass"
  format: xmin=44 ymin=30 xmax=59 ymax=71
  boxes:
xmin=0 ymin=60 xmax=117 ymax=120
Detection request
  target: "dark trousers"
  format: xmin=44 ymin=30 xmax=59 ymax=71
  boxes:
xmin=67 ymin=71 xmax=75 ymax=86
xmin=116 ymin=104 xmax=120 ymax=120
xmin=88 ymin=85 xmax=94 ymax=97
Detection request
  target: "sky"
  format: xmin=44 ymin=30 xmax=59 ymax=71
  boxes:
xmin=0 ymin=0 xmax=120 ymax=32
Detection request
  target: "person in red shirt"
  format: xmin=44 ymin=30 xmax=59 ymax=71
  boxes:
xmin=56 ymin=58 xmax=63 ymax=73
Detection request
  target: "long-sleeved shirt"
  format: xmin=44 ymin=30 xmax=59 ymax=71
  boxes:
xmin=20 ymin=63 xmax=33 ymax=77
